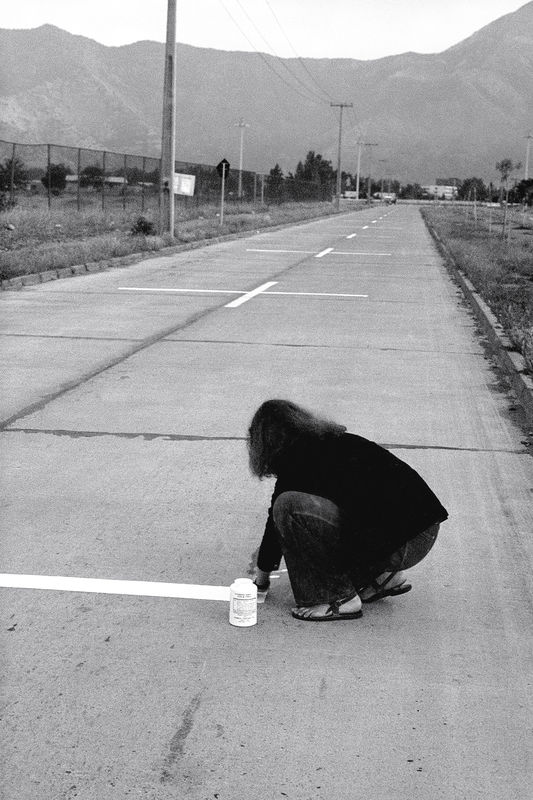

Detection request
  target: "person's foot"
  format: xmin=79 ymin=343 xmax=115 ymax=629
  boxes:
xmin=291 ymin=593 xmax=362 ymax=621
xmin=253 ymin=579 xmax=270 ymax=603
xmin=360 ymin=571 xmax=412 ymax=603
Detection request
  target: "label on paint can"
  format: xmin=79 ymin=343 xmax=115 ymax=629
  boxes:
xmin=229 ymin=578 xmax=257 ymax=627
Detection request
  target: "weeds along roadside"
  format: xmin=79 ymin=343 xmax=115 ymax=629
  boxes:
xmin=421 ymin=204 xmax=533 ymax=374
xmin=0 ymin=200 xmax=342 ymax=281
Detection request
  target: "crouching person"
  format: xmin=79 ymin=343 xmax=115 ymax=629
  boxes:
xmin=247 ymin=399 xmax=448 ymax=621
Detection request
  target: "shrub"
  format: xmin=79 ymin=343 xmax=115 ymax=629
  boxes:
xmin=131 ymin=215 xmax=156 ymax=236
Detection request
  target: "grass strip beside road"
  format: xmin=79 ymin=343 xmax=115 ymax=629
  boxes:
xmin=421 ymin=205 xmax=533 ymax=374
xmin=0 ymin=200 xmax=344 ymax=281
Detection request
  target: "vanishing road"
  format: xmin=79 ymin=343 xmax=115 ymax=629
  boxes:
xmin=1 ymin=204 xmax=532 ymax=799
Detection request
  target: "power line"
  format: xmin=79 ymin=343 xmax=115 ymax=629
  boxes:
xmin=233 ymin=0 xmax=330 ymax=103
xmin=217 ymin=0 xmax=330 ymax=107
xmin=263 ymin=0 xmax=335 ymax=103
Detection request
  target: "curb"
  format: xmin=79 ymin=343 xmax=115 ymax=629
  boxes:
xmin=423 ymin=215 xmax=533 ymax=427
xmin=1 ymin=206 xmax=359 ymax=292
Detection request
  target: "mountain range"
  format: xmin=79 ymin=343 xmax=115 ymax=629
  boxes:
xmin=0 ymin=2 xmax=532 ymax=184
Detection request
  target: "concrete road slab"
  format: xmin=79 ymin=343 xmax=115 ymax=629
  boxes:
xmin=1 ymin=205 xmax=532 ymax=800
xmin=8 ymin=338 xmax=523 ymax=452
xmin=1 ymin=446 xmax=531 ymax=800
xmin=0 ymin=336 xmax=131 ymax=422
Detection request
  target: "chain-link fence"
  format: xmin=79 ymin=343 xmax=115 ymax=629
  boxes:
xmin=0 ymin=139 xmax=332 ymax=213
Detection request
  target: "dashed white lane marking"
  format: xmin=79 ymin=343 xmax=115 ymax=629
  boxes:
xmin=225 ymin=281 xmax=278 ymax=308
xmin=346 ymin=233 xmax=357 ymax=239
xmin=315 ymin=247 xmax=334 ymax=258
xmin=362 ymin=225 xmax=369 ymax=229
xmin=0 ymin=573 xmax=231 ymax=601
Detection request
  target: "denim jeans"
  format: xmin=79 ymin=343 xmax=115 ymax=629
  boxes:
xmin=272 ymin=491 xmax=439 ymax=606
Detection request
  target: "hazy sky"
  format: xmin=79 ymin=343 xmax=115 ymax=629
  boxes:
xmin=2 ymin=0 xmax=529 ymax=59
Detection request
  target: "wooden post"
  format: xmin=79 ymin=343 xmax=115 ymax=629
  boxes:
xmin=159 ymin=0 xmax=177 ymax=236
xmin=9 ymin=142 xmax=16 ymax=205
xmin=77 ymin=148 xmax=81 ymax=212
xmin=47 ymin=144 xmax=51 ymax=209
xmin=102 ymin=151 xmax=106 ymax=211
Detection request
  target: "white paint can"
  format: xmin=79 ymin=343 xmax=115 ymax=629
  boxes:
xmin=229 ymin=578 xmax=257 ymax=627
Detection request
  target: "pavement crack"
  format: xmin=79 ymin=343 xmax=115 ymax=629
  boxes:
xmin=2 ymin=428 xmax=528 ymax=454
xmin=3 ymin=428 xmax=246 ymax=442
xmin=161 ymin=692 xmax=203 ymax=783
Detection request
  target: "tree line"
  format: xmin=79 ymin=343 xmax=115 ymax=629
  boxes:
xmin=1 ymin=151 xmax=532 ymax=206
xmin=266 ymin=152 xmax=532 ymax=204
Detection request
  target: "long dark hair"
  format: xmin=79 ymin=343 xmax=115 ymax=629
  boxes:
xmin=247 ymin=399 xmax=346 ymax=478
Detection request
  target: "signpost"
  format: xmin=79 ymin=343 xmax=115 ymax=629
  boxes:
xmin=173 ymin=173 xmax=196 ymax=196
xmin=217 ymin=159 xmax=230 ymax=226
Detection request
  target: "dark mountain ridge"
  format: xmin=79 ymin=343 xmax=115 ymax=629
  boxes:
xmin=1 ymin=2 xmax=532 ymax=183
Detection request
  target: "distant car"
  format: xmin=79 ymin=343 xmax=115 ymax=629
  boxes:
xmin=374 ymin=192 xmax=397 ymax=204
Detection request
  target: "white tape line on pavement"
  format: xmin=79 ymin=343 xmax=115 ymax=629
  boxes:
xmin=225 ymin=281 xmax=278 ymax=308
xmin=0 ymin=573 xmax=231 ymax=601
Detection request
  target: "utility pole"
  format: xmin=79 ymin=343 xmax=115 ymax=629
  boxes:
xmin=355 ymin=141 xmax=363 ymax=200
xmin=378 ymin=158 xmax=388 ymax=198
xmin=330 ymin=102 xmax=353 ymax=209
xmin=525 ymin=133 xmax=532 ymax=180
xmin=355 ymin=141 xmax=378 ymax=200
xmin=159 ymin=0 xmax=177 ymax=236
xmin=235 ymin=118 xmax=250 ymax=200
xmin=365 ymin=143 xmax=378 ymax=203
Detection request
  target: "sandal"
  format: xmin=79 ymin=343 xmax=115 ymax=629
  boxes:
xmin=291 ymin=593 xmax=363 ymax=621
xmin=360 ymin=571 xmax=412 ymax=604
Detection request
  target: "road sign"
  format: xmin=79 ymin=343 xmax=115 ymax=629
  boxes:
xmin=217 ymin=159 xmax=230 ymax=178
xmin=173 ymin=173 xmax=195 ymax=196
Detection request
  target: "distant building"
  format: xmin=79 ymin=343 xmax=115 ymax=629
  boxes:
xmin=64 ymin=175 xmax=128 ymax=185
xmin=422 ymin=184 xmax=458 ymax=200
xmin=437 ymin=178 xmax=461 ymax=188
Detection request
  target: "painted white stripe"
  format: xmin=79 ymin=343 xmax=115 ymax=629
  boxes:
xmin=0 ymin=573 xmax=231 ymax=601
xmin=225 ymin=281 xmax=278 ymax=308
xmin=118 ymin=286 xmax=368 ymax=300
xmin=119 ymin=287 xmax=243 ymax=295
xmin=333 ymin=251 xmax=392 ymax=256
xmin=265 ymin=291 xmax=368 ymax=298
xmin=362 ymin=225 xmax=369 ymax=229
xmin=315 ymin=247 xmax=334 ymax=258
xmin=371 ymin=220 xmax=377 ymax=223
xmin=245 ymin=249 xmax=315 ymax=254
xmin=346 ymin=233 xmax=357 ymax=239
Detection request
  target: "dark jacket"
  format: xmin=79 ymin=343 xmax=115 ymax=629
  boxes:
xmin=257 ymin=431 xmax=448 ymax=574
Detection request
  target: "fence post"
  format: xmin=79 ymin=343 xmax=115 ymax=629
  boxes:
xmin=123 ymin=154 xmax=127 ymax=211
xmin=9 ymin=142 xmax=16 ymax=205
xmin=77 ymin=148 xmax=81 ymax=212
xmin=47 ymin=144 xmax=51 ymax=209
xmin=102 ymin=150 xmax=106 ymax=211
xmin=141 ymin=157 xmax=146 ymax=213
xmin=158 ymin=157 xmax=162 ymax=212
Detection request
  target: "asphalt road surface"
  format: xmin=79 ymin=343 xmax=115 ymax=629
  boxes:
xmin=1 ymin=205 xmax=532 ymax=799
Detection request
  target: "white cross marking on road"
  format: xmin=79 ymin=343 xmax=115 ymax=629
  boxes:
xmin=331 ymin=251 xmax=392 ymax=256
xmin=118 ymin=287 xmax=369 ymax=301
xmin=225 ymin=281 xmax=278 ymax=308
xmin=245 ymin=249 xmax=316 ymax=254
